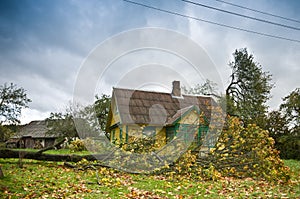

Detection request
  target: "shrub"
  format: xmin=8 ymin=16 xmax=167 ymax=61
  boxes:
xmin=68 ymin=138 xmax=85 ymax=152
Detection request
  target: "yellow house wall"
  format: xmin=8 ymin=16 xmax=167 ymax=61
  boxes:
xmin=109 ymin=110 xmax=201 ymax=147
xmin=110 ymin=126 xmax=120 ymax=142
xmin=108 ymin=100 xmax=122 ymax=142
xmin=110 ymin=100 xmax=120 ymax=127
xmin=114 ymin=125 xmax=166 ymax=147
xmin=110 ymin=125 xmax=130 ymax=144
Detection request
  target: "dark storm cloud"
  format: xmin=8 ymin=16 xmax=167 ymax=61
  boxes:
xmin=0 ymin=0 xmax=190 ymax=123
xmin=0 ymin=0 xmax=299 ymax=123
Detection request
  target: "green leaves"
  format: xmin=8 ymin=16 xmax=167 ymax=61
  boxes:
xmin=94 ymin=94 xmax=111 ymax=132
xmin=0 ymin=82 xmax=31 ymax=125
xmin=45 ymin=94 xmax=111 ymax=139
xmin=68 ymin=138 xmax=86 ymax=152
xmin=46 ymin=111 xmax=77 ymax=138
xmin=226 ymin=48 xmax=273 ymax=127
xmin=265 ymin=88 xmax=300 ymax=160
xmin=203 ymin=117 xmax=290 ymax=182
xmin=280 ymin=88 xmax=300 ymax=135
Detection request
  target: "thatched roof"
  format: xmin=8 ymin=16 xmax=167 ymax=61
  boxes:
xmin=12 ymin=120 xmax=58 ymax=138
xmin=108 ymin=87 xmax=214 ymax=126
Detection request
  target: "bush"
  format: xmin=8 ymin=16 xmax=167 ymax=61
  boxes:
xmin=68 ymin=138 xmax=85 ymax=152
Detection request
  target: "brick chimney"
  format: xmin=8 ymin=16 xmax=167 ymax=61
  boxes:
xmin=172 ymin=80 xmax=181 ymax=97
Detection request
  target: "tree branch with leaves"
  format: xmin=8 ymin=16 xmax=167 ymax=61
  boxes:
xmin=0 ymin=83 xmax=31 ymax=125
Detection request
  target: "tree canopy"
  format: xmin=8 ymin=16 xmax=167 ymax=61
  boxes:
xmin=46 ymin=111 xmax=77 ymax=139
xmin=226 ymin=48 xmax=273 ymax=126
xmin=182 ymin=79 xmax=219 ymax=97
xmin=94 ymin=94 xmax=111 ymax=132
xmin=46 ymin=94 xmax=111 ymax=139
xmin=280 ymin=88 xmax=300 ymax=135
xmin=0 ymin=83 xmax=31 ymax=124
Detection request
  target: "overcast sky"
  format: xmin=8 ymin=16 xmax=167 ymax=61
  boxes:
xmin=0 ymin=0 xmax=299 ymax=124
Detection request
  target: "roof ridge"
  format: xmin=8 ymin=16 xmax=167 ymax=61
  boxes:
xmin=113 ymin=87 xmax=212 ymax=98
xmin=113 ymin=87 xmax=171 ymax=95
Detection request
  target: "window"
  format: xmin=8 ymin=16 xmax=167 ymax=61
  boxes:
xmin=166 ymin=126 xmax=176 ymax=143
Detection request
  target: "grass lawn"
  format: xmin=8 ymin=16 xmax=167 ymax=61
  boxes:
xmin=0 ymin=158 xmax=299 ymax=198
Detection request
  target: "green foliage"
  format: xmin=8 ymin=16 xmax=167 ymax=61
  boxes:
xmin=265 ymin=89 xmax=300 ymax=160
xmin=226 ymin=48 xmax=273 ymax=127
xmin=265 ymin=110 xmax=300 ymax=160
xmin=276 ymin=135 xmax=300 ymax=160
xmin=68 ymin=138 xmax=86 ymax=152
xmin=94 ymin=94 xmax=111 ymax=133
xmin=204 ymin=117 xmax=290 ymax=182
xmin=0 ymin=125 xmax=13 ymax=142
xmin=46 ymin=111 xmax=78 ymax=138
xmin=280 ymin=88 xmax=300 ymax=136
xmin=182 ymin=79 xmax=219 ymax=96
xmin=46 ymin=94 xmax=110 ymax=139
xmin=265 ymin=110 xmax=290 ymax=139
xmin=0 ymin=82 xmax=31 ymax=124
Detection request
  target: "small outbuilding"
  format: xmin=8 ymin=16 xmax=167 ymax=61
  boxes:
xmin=6 ymin=120 xmax=58 ymax=149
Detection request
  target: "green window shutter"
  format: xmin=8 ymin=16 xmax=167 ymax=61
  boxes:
xmin=125 ymin=125 xmax=128 ymax=143
xmin=120 ymin=127 xmax=123 ymax=141
xmin=112 ymin=129 xmax=115 ymax=143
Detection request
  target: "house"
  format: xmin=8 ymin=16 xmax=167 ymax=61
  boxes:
xmin=6 ymin=120 xmax=59 ymax=149
xmin=105 ymin=81 xmax=215 ymax=149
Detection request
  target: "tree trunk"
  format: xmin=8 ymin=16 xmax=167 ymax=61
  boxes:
xmin=0 ymin=137 xmax=112 ymax=163
xmin=37 ymin=138 xmax=66 ymax=154
xmin=0 ymin=166 xmax=3 ymax=178
xmin=0 ymin=149 xmax=109 ymax=162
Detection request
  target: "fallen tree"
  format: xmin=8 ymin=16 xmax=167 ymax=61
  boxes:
xmin=0 ymin=148 xmax=102 ymax=162
xmin=196 ymin=117 xmax=291 ymax=182
xmin=0 ymin=138 xmax=109 ymax=162
xmin=36 ymin=137 xmax=66 ymax=154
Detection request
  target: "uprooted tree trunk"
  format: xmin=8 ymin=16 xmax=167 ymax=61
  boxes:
xmin=0 ymin=138 xmax=109 ymax=163
xmin=0 ymin=148 xmax=101 ymax=162
xmin=36 ymin=138 xmax=66 ymax=154
xmin=196 ymin=117 xmax=290 ymax=182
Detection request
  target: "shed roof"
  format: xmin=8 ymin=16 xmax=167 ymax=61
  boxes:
xmin=12 ymin=120 xmax=58 ymax=138
xmin=109 ymin=87 xmax=214 ymax=126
